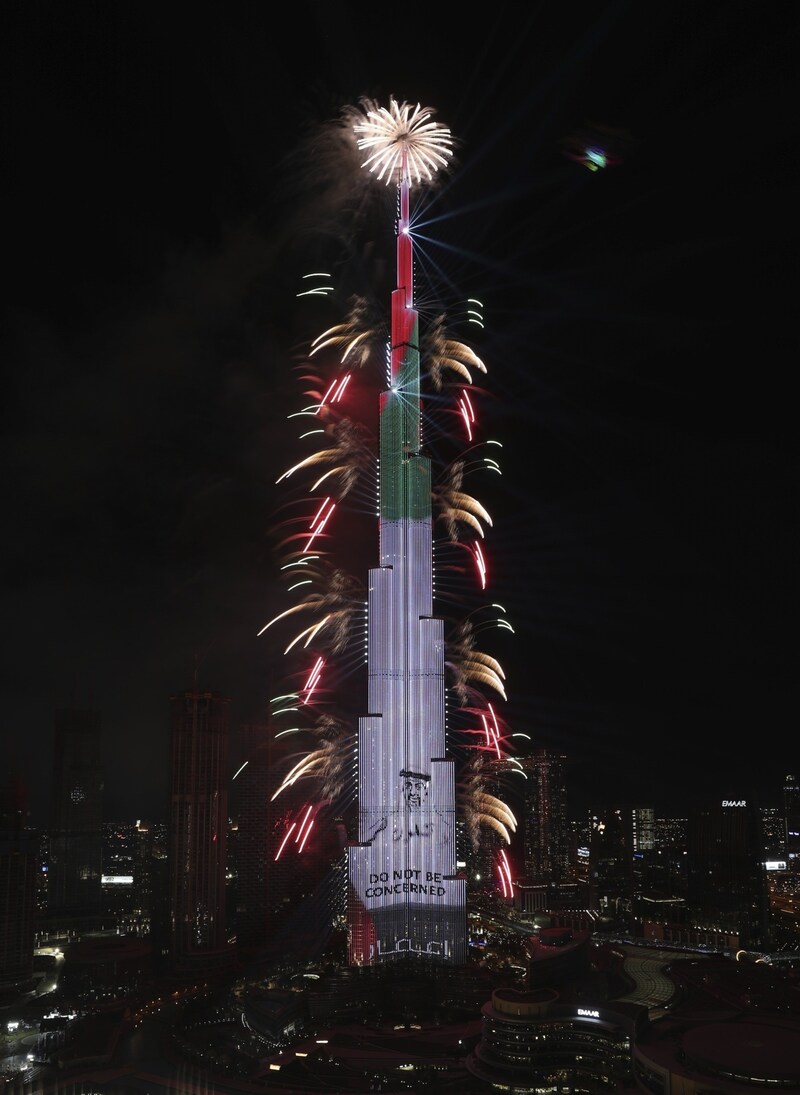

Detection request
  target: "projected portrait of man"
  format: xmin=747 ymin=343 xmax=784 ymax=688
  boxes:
xmin=393 ymin=768 xmax=451 ymax=845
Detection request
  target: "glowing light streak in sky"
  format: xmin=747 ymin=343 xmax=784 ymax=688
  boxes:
xmin=310 ymin=468 xmax=345 ymax=491
xmin=281 ymin=557 xmax=319 ymax=570
xmin=231 ymin=760 xmax=249 ymax=781
xmin=473 ymin=541 xmax=487 ymax=589
xmin=458 ymin=393 xmax=474 ymax=441
xmin=331 ymin=374 xmax=351 ymax=402
xmin=258 ymin=604 xmax=302 ymax=637
xmin=275 ymin=823 xmax=297 ymax=861
xmin=274 ymin=727 xmax=302 ymax=739
xmin=467 ymin=299 xmax=484 ymax=329
xmin=317 ymin=373 xmax=351 ymax=410
xmin=319 ymin=377 xmax=340 ymax=405
xmin=480 ymin=713 xmax=497 ymax=755
xmin=278 ymin=420 xmax=374 ymax=504
xmin=498 ymin=849 xmax=513 ymax=897
xmin=487 ymin=703 xmax=505 ymax=754
xmin=303 ymin=497 xmax=335 ymax=552
xmin=288 ymin=406 xmax=322 ymax=420
xmin=301 ymin=656 xmax=325 ymax=703
xmin=312 ymin=329 xmax=370 ymax=363
xmin=295 ymin=804 xmax=315 ymax=852
xmin=297 ymin=272 xmax=334 ymax=297
xmin=284 ymin=615 xmax=331 ymax=654
xmin=271 ymin=756 xmax=322 ymax=800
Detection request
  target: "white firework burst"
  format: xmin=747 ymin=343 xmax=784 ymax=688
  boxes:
xmin=354 ymin=98 xmax=453 ymax=186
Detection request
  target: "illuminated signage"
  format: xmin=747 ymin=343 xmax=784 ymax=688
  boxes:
xmin=765 ymin=860 xmax=787 ymax=871
xmin=722 ymin=800 xmax=746 ymax=807
xmin=577 ymin=1008 xmax=599 ymax=1018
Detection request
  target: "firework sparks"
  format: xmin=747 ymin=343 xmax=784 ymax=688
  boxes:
xmin=266 ymin=98 xmax=516 ymax=908
xmin=271 ymin=713 xmax=355 ymax=805
xmin=259 ymin=565 xmax=365 ymax=655
xmin=434 ymin=461 xmax=493 ymax=542
xmin=423 ymin=315 xmax=487 ymax=392
xmin=497 ymin=849 xmax=513 ymax=898
xmin=277 ymin=417 xmax=375 ymax=501
xmin=353 ymin=98 xmax=453 ymax=186
xmin=310 ymin=296 xmax=385 ymax=367
xmin=459 ymin=762 xmax=517 ymax=852
xmin=447 ymin=619 xmax=507 ymax=705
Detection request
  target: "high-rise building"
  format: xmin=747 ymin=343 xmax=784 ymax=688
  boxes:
xmin=589 ymin=807 xmax=635 ymax=927
xmin=232 ymin=720 xmax=271 ymax=953
xmin=167 ymin=689 xmax=235 ymax=978
xmin=0 ymin=777 xmax=37 ymax=992
xmin=346 ymin=102 xmax=467 ymax=965
xmin=47 ymin=707 xmax=104 ymax=924
xmin=629 ymin=806 xmax=655 ymax=853
xmin=783 ymin=773 xmax=800 ymax=869
xmin=520 ymin=750 xmax=569 ymax=885
xmin=686 ymin=795 xmax=770 ymax=950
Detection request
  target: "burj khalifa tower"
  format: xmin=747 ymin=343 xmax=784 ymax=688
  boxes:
xmin=347 ymin=100 xmax=467 ymax=966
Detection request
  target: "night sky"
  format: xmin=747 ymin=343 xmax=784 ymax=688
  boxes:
xmin=3 ymin=3 xmax=797 ymax=825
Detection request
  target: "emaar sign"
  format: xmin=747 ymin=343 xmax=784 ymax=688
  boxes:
xmin=722 ymin=799 xmax=746 ymax=807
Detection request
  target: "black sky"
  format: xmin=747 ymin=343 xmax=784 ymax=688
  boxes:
xmin=2 ymin=2 xmax=798 ymax=824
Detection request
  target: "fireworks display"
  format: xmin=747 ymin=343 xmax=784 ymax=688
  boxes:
xmin=353 ymin=99 xmax=454 ymax=185
xmin=262 ymin=98 xmax=519 ymax=933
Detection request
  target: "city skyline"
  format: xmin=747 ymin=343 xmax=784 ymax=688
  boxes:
xmin=2 ymin=5 xmax=796 ymax=825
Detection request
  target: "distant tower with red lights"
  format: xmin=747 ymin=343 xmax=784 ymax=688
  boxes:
xmin=168 ymin=689 xmax=235 ymax=978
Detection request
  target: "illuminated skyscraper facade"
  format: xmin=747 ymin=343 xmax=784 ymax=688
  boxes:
xmin=784 ymin=773 xmax=800 ymax=871
xmin=347 ymin=103 xmax=467 ymax=965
